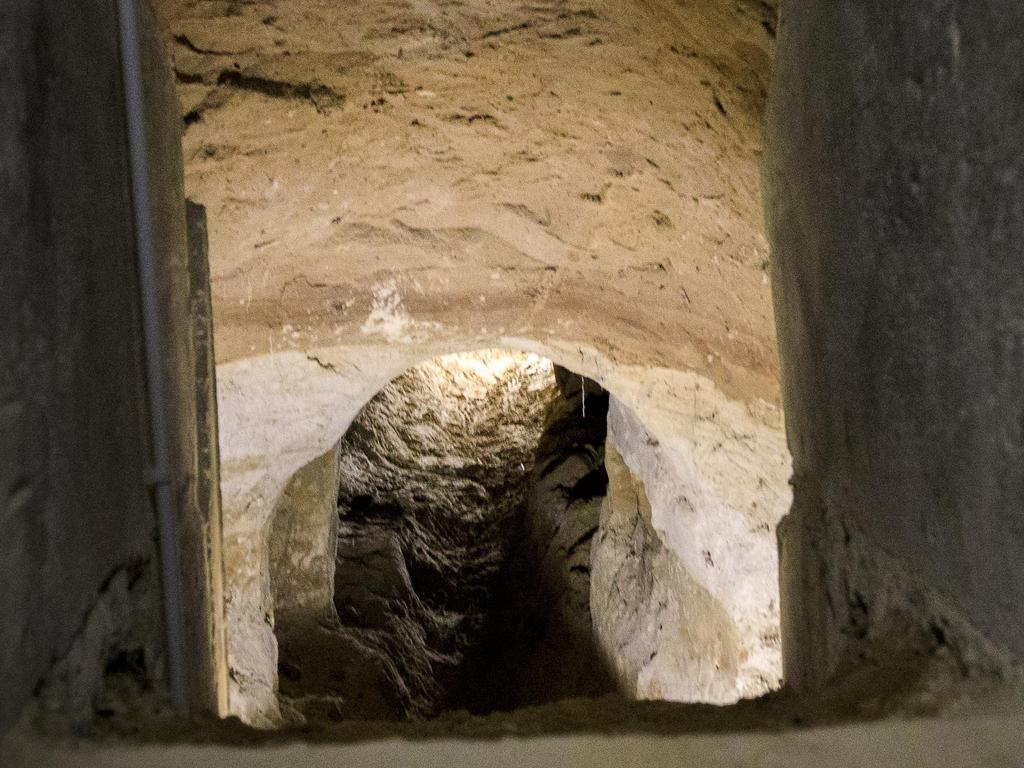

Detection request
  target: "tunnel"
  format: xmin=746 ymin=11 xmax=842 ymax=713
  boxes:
xmin=4 ymin=0 xmax=1024 ymax=764
xmin=271 ymin=352 xmax=617 ymax=721
xmin=250 ymin=348 xmax=787 ymax=726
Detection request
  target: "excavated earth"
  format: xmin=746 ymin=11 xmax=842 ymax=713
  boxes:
xmin=135 ymin=0 xmax=1018 ymax=738
xmin=156 ymin=0 xmax=780 ymax=398
xmin=150 ymin=0 xmax=796 ymax=728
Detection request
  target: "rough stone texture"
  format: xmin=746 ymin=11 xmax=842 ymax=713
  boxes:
xmin=0 ymin=0 xmax=219 ymax=731
xmin=215 ymin=349 xmax=421 ymax=728
xmin=255 ymin=353 xmax=786 ymax=723
xmin=457 ymin=370 xmax=615 ymax=710
xmin=282 ymin=351 xmax=559 ymax=720
xmin=154 ymin=0 xmax=781 ymax=405
xmin=33 ymin=562 xmax=167 ymax=733
xmin=270 ymin=448 xmax=343 ymax=619
xmin=253 ymin=447 xmax=344 ymax=725
xmin=152 ymin=0 xmax=794 ymax=725
xmin=593 ymin=397 xmax=785 ymax=703
xmin=765 ymin=0 xmax=1024 ymax=690
xmin=215 ymin=340 xmax=790 ymax=724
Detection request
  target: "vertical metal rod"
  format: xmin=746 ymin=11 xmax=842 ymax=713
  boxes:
xmin=115 ymin=0 xmax=190 ymax=716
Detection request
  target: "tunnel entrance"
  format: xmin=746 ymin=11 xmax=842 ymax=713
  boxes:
xmin=270 ymin=351 xmax=617 ymax=722
xmin=261 ymin=347 xmax=787 ymax=727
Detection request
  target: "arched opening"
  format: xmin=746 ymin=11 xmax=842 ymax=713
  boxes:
xmin=271 ymin=350 xmax=612 ymax=720
xmin=219 ymin=345 xmax=790 ymax=727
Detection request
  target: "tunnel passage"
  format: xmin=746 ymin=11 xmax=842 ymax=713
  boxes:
xmin=264 ymin=348 xmax=785 ymax=725
xmin=271 ymin=351 xmax=616 ymax=721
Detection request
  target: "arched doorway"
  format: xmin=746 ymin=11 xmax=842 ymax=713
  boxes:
xmin=215 ymin=342 xmax=791 ymax=726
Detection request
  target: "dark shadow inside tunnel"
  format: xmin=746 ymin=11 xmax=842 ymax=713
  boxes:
xmin=271 ymin=351 xmax=617 ymax=722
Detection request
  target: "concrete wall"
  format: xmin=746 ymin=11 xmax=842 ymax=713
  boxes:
xmin=0 ymin=0 xmax=154 ymax=732
xmin=0 ymin=0 xmax=221 ymax=730
xmin=138 ymin=0 xmax=226 ymax=717
xmin=765 ymin=1 xmax=1024 ymax=688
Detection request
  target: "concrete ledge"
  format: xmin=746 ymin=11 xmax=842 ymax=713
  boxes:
xmin=6 ymin=716 xmax=1024 ymax=768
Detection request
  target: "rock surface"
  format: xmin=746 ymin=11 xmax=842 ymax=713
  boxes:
xmin=278 ymin=351 xmax=561 ymax=720
xmin=262 ymin=351 xmax=788 ymax=722
xmin=214 ymin=339 xmax=791 ymax=725
xmin=456 ymin=369 xmax=616 ymax=711
xmin=151 ymin=0 xmax=794 ymax=725
xmin=593 ymin=397 xmax=785 ymax=702
xmin=154 ymin=0 xmax=781 ymax=405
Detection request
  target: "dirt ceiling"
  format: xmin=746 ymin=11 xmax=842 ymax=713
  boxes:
xmin=156 ymin=0 xmax=780 ymax=406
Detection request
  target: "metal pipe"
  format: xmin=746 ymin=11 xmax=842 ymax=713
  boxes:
xmin=115 ymin=0 xmax=190 ymax=716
